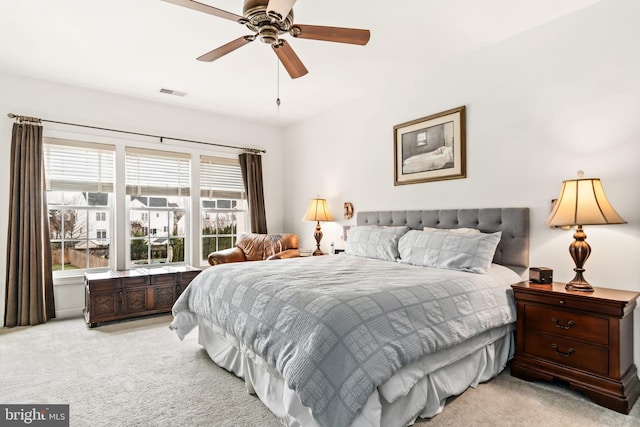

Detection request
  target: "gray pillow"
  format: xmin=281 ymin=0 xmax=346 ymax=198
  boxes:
xmin=345 ymin=226 xmax=409 ymax=261
xmin=398 ymin=229 xmax=502 ymax=273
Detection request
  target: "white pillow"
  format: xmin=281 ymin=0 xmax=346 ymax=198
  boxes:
xmin=398 ymin=229 xmax=502 ymax=273
xmin=423 ymin=226 xmax=481 ymax=234
xmin=345 ymin=226 xmax=409 ymax=261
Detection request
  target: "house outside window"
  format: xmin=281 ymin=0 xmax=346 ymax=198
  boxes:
xmin=43 ymin=142 xmax=246 ymax=272
xmin=44 ymin=138 xmax=115 ymax=273
xmin=129 ymin=196 xmax=187 ymax=266
xmin=200 ymin=156 xmax=247 ymax=263
xmin=125 ymin=148 xmax=190 ymax=267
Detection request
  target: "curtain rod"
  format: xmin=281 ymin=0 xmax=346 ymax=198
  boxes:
xmin=6 ymin=113 xmax=266 ymax=154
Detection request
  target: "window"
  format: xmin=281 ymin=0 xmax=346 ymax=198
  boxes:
xmin=200 ymin=156 xmax=247 ymax=263
xmin=126 ymin=148 xmax=190 ymax=267
xmin=44 ymin=139 xmax=115 ymax=273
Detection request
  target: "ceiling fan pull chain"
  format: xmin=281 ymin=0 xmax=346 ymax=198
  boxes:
xmin=276 ymin=53 xmax=281 ymax=111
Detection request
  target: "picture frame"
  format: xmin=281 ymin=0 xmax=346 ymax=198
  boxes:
xmin=394 ymin=106 xmax=466 ymax=185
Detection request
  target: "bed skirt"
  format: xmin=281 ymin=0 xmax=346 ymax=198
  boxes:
xmin=194 ymin=315 xmax=514 ymax=427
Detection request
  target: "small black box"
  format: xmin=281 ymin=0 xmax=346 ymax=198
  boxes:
xmin=529 ymin=267 xmax=553 ymax=284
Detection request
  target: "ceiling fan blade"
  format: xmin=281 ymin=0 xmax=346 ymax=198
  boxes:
xmin=197 ymin=36 xmax=255 ymax=62
xmin=272 ymin=40 xmax=308 ymax=79
xmin=291 ymin=24 xmax=370 ymax=45
xmin=162 ymin=0 xmax=244 ymax=23
xmin=266 ymin=0 xmax=297 ymax=20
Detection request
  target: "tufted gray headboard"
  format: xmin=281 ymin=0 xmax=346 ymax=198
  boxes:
xmin=357 ymin=208 xmax=529 ymax=272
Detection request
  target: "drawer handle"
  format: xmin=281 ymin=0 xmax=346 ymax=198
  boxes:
xmin=551 ymin=317 xmax=575 ymax=330
xmin=551 ymin=344 xmax=575 ymax=357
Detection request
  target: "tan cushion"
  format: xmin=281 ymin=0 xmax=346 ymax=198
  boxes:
xmin=236 ymin=233 xmax=299 ymax=261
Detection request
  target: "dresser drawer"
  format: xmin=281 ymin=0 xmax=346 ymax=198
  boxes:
xmin=524 ymin=331 xmax=609 ymax=376
xmin=150 ymin=272 xmax=177 ymax=285
xmin=121 ymin=276 xmax=148 ymax=287
xmin=523 ymin=305 xmax=609 ymax=346
xmin=86 ymin=278 xmax=120 ymax=291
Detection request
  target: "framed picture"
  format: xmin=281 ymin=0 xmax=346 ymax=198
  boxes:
xmin=394 ymin=106 xmax=466 ymax=185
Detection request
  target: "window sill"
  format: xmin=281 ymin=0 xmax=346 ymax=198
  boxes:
xmin=53 ymin=274 xmax=85 ymax=286
xmin=53 ymin=268 xmax=109 ymax=286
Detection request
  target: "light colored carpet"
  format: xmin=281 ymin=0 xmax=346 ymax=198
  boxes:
xmin=1 ymin=315 xmax=638 ymax=426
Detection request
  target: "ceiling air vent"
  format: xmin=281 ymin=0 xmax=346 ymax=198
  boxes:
xmin=159 ymin=88 xmax=187 ymax=97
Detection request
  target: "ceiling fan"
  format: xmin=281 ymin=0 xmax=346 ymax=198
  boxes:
xmin=162 ymin=0 xmax=371 ymax=79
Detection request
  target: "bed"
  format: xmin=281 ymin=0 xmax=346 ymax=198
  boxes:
xmin=402 ymin=146 xmax=453 ymax=173
xmin=171 ymin=208 xmax=529 ymax=427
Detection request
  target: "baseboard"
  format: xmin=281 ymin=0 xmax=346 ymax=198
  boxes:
xmin=55 ymin=308 xmax=84 ymax=319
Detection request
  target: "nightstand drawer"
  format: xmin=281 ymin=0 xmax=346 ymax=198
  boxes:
xmin=524 ymin=331 xmax=609 ymax=376
xmin=523 ymin=305 xmax=609 ymax=346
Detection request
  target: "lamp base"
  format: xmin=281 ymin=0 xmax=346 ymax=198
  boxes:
xmin=565 ymin=226 xmax=594 ymax=292
xmin=312 ymin=221 xmax=324 ymax=256
xmin=565 ymin=268 xmax=594 ymax=292
xmin=565 ymin=279 xmax=594 ymax=292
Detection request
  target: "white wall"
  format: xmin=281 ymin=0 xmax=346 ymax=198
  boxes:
xmin=0 ymin=72 xmax=285 ymax=324
xmin=283 ymin=0 xmax=640 ymax=365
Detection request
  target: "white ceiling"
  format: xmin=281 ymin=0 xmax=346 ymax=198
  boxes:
xmin=0 ymin=0 xmax=603 ymax=126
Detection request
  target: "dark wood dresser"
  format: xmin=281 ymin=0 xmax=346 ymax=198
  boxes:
xmin=84 ymin=266 xmax=201 ymax=327
xmin=511 ymin=281 xmax=640 ymax=414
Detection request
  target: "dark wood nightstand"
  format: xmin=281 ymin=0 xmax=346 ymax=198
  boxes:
xmin=511 ymin=281 xmax=640 ymax=414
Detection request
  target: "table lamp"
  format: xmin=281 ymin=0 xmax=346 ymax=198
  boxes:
xmin=545 ymin=171 xmax=626 ymax=292
xmin=303 ymin=197 xmax=333 ymax=256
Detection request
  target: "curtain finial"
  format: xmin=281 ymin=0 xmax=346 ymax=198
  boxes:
xmin=7 ymin=113 xmax=41 ymax=124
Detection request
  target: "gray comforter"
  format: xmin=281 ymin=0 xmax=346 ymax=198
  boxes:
xmin=171 ymin=255 xmax=520 ymax=427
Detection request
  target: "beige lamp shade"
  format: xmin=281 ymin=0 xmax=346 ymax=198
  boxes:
xmin=545 ymin=174 xmax=626 ymax=292
xmin=303 ymin=198 xmax=334 ymax=222
xmin=545 ymin=178 xmax=626 ymax=227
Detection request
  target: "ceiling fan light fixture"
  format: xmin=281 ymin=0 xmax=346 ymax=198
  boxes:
xmin=258 ymin=25 xmax=279 ymax=44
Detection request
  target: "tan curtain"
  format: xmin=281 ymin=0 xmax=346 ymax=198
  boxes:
xmin=4 ymin=122 xmax=55 ymax=327
xmin=239 ymin=152 xmax=267 ymax=234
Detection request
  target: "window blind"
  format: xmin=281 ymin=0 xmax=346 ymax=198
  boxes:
xmin=200 ymin=155 xmax=245 ymax=200
xmin=126 ymin=147 xmax=191 ymax=197
xmin=43 ymin=138 xmax=115 ymax=192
